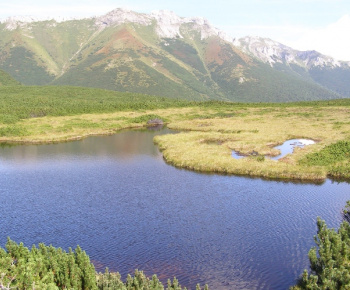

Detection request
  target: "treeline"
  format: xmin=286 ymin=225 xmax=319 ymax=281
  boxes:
xmin=292 ymin=201 xmax=350 ymax=289
xmin=0 ymin=238 xmax=207 ymax=289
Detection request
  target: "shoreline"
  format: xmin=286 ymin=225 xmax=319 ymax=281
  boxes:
xmin=0 ymin=105 xmax=349 ymax=182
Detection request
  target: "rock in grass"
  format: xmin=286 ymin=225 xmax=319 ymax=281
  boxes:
xmin=147 ymin=118 xmax=164 ymax=126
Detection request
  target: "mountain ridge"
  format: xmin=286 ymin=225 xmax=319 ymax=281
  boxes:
xmin=0 ymin=8 xmax=348 ymax=101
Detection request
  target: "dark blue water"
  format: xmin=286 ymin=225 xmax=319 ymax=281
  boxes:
xmin=0 ymin=128 xmax=349 ymax=289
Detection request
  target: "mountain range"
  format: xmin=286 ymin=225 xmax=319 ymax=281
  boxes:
xmin=0 ymin=8 xmax=349 ymax=102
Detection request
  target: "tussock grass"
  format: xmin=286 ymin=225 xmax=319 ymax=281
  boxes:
xmin=154 ymin=132 xmax=326 ymax=181
xmin=155 ymin=105 xmax=350 ymax=181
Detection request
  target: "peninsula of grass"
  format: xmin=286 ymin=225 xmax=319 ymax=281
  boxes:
xmin=0 ymin=85 xmax=349 ymax=181
xmin=154 ymin=102 xmax=350 ymax=182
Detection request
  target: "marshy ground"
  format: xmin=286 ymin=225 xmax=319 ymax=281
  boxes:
xmin=0 ymin=89 xmax=349 ymax=181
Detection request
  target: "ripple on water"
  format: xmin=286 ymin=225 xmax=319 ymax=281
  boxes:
xmin=0 ymin=130 xmax=348 ymax=290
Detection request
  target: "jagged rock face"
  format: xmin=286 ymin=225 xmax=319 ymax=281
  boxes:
xmin=233 ymin=36 xmax=350 ymax=68
xmin=3 ymin=16 xmax=39 ymax=30
xmin=93 ymin=8 xmax=233 ymax=41
xmin=95 ymin=8 xmax=152 ymax=27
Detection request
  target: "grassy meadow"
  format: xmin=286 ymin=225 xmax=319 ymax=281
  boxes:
xmin=155 ymin=104 xmax=350 ymax=181
xmin=0 ymin=85 xmax=349 ymax=181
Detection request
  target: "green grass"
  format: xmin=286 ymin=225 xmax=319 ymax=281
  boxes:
xmin=0 ymin=69 xmax=21 ymax=86
xmin=300 ymin=140 xmax=350 ymax=166
xmin=128 ymin=114 xmax=165 ymax=124
xmin=0 ymin=86 xmax=192 ymax=121
xmin=0 ymin=125 xmax=29 ymax=137
xmin=299 ymin=140 xmax=350 ymax=179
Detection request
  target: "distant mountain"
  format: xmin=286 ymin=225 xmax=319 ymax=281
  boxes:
xmin=0 ymin=9 xmax=345 ymax=102
xmin=233 ymin=36 xmax=350 ymax=97
xmin=0 ymin=69 xmax=20 ymax=86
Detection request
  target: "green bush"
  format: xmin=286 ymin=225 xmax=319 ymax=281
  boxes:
xmin=292 ymin=201 xmax=350 ymax=289
xmin=300 ymin=140 xmax=350 ymax=166
xmin=129 ymin=114 xmax=164 ymax=124
xmin=0 ymin=238 xmax=97 ymax=289
xmin=0 ymin=239 xmax=209 ymax=289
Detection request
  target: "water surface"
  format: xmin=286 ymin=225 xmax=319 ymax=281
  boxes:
xmin=270 ymin=139 xmax=316 ymax=160
xmin=0 ymin=128 xmax=349 ymax=289
xmin=232 ymin=138 xmax=316 ymax=160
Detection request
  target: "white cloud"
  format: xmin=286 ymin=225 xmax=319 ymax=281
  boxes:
xmin=290 ymin=15 xmax=350 ymax=61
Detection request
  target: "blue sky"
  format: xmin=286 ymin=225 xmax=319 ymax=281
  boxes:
xmin=1 ymin=0 xmax=350 ymax=61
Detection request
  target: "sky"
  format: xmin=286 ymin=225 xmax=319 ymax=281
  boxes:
xmin=1 ymin=0 xmax=350 ymax=61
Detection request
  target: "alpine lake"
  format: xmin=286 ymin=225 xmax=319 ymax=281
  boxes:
xmin=0 ymin=127 xmax=349 ymax=289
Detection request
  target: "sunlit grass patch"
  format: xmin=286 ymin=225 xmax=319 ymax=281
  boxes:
xmin=154 ymin=131 xmax=326 ymax=181
xmin=0 ymin=125 xmax=29 ymax=137
xmin=0 ymin=107 xmax=201 ymax=143
xmin=156 ymin=105 xmax=350 ymax=181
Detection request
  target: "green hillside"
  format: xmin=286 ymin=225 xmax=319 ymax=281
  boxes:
xmin=0 ymin=69 xmax=21 ymax=86
xmin=2 ymin=47 xmax=55 ymax=85
xmin=277 ymin=63 xmax=350 ymax=98
xmin=309 ymin=66 xmax=350 ymax=97
xmin=0 ymin=12 xmax=345 ymax=102
xmin=52 ymin=27 xmax=340 ymax=102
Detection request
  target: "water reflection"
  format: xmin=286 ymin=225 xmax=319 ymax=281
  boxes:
xmin=0 ymin=128 xmax=172 ymax=167
xmin=232 ymin=139 xmax=315 ymax=161
xmin=0 ymin=129 xmax=349 ymax=290
xmin=270 ymin=139 xmax=316 ymax=160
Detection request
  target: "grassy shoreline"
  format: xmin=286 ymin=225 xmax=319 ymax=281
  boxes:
xmin=153 ymin=105 xmax=350 ymax=182
xmin=0 ymin=86 xmax=349 ymax=181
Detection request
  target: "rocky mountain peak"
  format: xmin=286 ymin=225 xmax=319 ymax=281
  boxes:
xmin=95 ymin=8 xmax=152 ymax=27
xmin=233 ymin=35 xmax=347 ymax=68
xmin=94 ymin=8 xmax=232 ymax=41
xmin=150 ymin=10 xmax=185 ymax=38
xmin=1 ymin=16 xmax=41 ymax=30
xmin=1 ymin=15 xmax=79 ymax=30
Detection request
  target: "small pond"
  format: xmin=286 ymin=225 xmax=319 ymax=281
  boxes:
xmin=0 ymin=129 xmax=348 ymax=289
xmin=232 ymin=138 xmax=316 ymax=160
xmin=270 ymin=139 xmax=316 ymax=160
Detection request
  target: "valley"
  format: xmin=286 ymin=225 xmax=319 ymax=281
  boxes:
xmin=0 ymin=6 xmax=350 ymax=290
